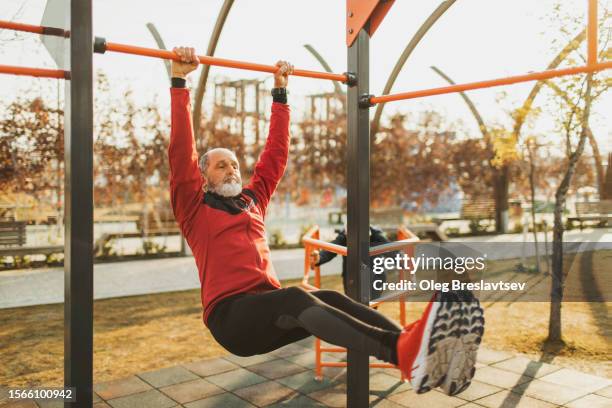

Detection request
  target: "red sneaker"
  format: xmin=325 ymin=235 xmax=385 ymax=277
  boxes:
xmin=396 ymin=291 xmax=484 ymax=396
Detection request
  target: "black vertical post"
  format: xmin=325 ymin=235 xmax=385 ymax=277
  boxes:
xmin=346 ymin=26 xmax=370 ymax=408
xmin=64 ymin=0 xmax=94 ymax=406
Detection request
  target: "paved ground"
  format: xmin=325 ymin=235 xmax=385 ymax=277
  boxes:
xmin=1 ymin=228 xmax=610 ymax=309
xmin=0 ymin=249 xmax=342 ymax=309
xmin=1 ymin=337 xmax=611 ymax=407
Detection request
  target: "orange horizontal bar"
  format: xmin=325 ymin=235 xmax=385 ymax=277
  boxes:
xmin=302 ymin=237 xmax=348 ymax=256
xmin=321 ymin=347 xmax=346 ymax=352
xmin=0 ymin=64 xmax=67 ymax=79
xmin=369 ymin=62 xmax=612 ymax=105
xmin=0 ymin=19 xmax=43 ymax=34
xmin=0 ymin=19 xmax=67 ymax=37
xmin=321 ymin=362 xmax=348 ymax=368
xmin=104 ymin=42 xmax=348 ymax=83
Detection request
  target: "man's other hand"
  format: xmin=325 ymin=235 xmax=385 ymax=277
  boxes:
xmin=309 ymin=250 xmax=320 ymax=270
xmin=274 ymin=60 xmax=294 ymax=88
xmin=171 ymin=46 xmax=199 ymax=79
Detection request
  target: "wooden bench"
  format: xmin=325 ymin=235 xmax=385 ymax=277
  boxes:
xmin=567 ymin=200 xmax=612 ymax=230
xmin=460 ymin=199 xmax=496 ymax=221
xmin=0 ymin=220 xmax=26 ymax=247
xmin=0 ymin=245 xmax=63 ymax=258
xmin=371 ymin=207 xmax=404 ymax=227
xmin=136 ymin=210 xmax=180 ymax=235
xmin=327 ymin=211 xmax=344 ymax=225
xmin=94 ymin=210 xmax=180 ymax=256
xmin=327 ymin=208 xmax=405 ymax=228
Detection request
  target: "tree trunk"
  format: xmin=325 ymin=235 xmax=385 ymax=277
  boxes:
xmin=585 ymin=127 xmax=604 ymax=198
xmin=494 ymin=165 xmax=509 ymax=233
xmin=528 ymin=145 xmax=540 ymax=272
xmin=548 ymin=73 xmax=593 ymax=343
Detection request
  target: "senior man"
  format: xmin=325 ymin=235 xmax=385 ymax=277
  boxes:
xmin=167 ymin=46 xmax=484 ymax=396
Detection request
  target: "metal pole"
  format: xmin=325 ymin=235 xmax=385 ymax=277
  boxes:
xmin=587 ymin=0 xmax=598 ymax=66
xmin=64 ymin=0 xmax=94 ymax=406
xmin=346 ymin=25 xmax=370 ymax=408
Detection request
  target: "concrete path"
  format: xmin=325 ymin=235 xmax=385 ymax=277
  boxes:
xmin=1 ymin=337 xmax=610 ymax=407
xmin=0 ymin=250 xmax=341 ymax=309
xmin=0 ymin=228 xmax=609 ymax=309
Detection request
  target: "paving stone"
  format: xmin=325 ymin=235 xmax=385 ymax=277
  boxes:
xmin=595 ymin=385 xmax=612 ymax=398
xmin=246 ymin=359 xmax=307 ymax=380
xmin=276 ymin=371 xmax=339 ymax=394
xmin=183 ymin=393 xmax=255 ymax=408
xmin=282 ymin=351 xmax=318 ymax=369
xmin=475 ymin=349 xmax=513 ymax=365
xmin=138 ymin=366 xmax=200 ymax=388
xmin=183 ymin=358 xmax=240 ymax=377
xmin=511 ymin=377 xmax=589 ymax=405
xmin=565 ymin=393 xmax=612 ymax=408
xmin=205 ymin=368 xmax=267 ymax=391
xmin=107 ymin=389 xmax=177 ymax=408
xmin=93 ymin=392 xmax=102 ymax=403
xmin=233 ymin=380 xmax=298 ymax=407
xmin=369 ymin=399 xmax=409 ymax=408
xmin=93 ymin=403 xmax=112 ymax=408
xmin=453 ymin=381 xmax=502 ymax=402
xmin=473 ymin=366 xmax=532 ymax=389
xmin=265 ymin=394 xmax=327 ymax=407
xmin=308 ymin=383 xmax=351 ymax=408
xmin=319 ymin=366 xmax=347 ymax=382
xmin=159 ymin=378 xmax=224 ymax=404
xmin=369 ymin=372 xmax=411 ymax=397
xmin=33 ymin=400 xmax=63 ymax=408
xmin=371 ymin=366 xmax=407 ymax=382
xmin=456 ymin=404 xmax=487 ymax=408
xmin=474 ymin=390 xmax=557 ymax=408
xmin=0 ymin=402 xmax=39 ymax=408
xmin=538 ymin=368 xmax=612 ymax=394
xmin=224 ymin=353 xmax=280 ymax=367
xmin=294 ymin=337 xmax=315 ymax=348
xmin=270 ymin=343 xmax=312 ymax=358
xmin=491 ymin=356 xmax=561 ymax=379
xmin=94 ymin=376 xmax=153 ymax=400
xmin=387 ymin=389 xmax=466 ymax=407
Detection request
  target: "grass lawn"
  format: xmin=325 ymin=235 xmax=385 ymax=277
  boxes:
xmin=0 ymin=250 xmax=610 ymax=387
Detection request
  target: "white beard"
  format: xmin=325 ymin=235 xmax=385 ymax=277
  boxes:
xmin=210 ymin=181 xmax=242 ymax=197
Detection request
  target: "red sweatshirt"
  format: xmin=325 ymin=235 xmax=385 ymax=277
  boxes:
xmin=168 ymin=87 xmax=290 ymax=326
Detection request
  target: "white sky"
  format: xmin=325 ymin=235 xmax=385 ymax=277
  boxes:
xmin=0 ymin=0 xmax=610 ymax=156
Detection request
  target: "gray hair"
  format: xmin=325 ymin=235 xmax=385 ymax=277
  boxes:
xmin=199 ymin=148 xmax=237 ymax=175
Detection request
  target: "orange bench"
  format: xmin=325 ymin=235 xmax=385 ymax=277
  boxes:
xmin=300 ymin=225 xmax=419 ymax=380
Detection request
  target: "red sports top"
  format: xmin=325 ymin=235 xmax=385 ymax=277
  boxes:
xmin=168 ymin=87 xmax=290 ymax=325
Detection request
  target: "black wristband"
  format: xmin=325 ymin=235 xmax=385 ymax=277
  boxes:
xmin=171 ymin=77 xmax=186 ymax=88
xmin=272 ymin=87 xmax=288 ymax=104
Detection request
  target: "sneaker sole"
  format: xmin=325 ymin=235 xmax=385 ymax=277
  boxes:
xmin=411 ymin=291 xmax=484 ymax=396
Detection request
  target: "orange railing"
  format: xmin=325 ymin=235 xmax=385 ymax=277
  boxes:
xmin=301 ymin=225 xmax=419 ymax=380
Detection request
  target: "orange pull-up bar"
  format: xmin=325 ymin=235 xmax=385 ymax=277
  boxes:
xmin=0 ymin=20 xmax=67 ymax=37
xmin=365 ymin=62 xmax=612 ymax=106
xmin=0 ymin=19 xmax=351 ymax=83
xmin=365 ymin=0 xmax=607 ymax=106
xmin=94 ymin=38 xmax=351 ymax=83
xmin=0 ymin=64 xmax=68 ymax=79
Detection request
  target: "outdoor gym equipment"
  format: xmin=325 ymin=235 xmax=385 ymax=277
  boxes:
xmin=0 ymin=1 xmax=608 ymax=407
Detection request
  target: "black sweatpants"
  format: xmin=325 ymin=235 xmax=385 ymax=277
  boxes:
xmin=207 ymin=287 xmax=401 ymax=364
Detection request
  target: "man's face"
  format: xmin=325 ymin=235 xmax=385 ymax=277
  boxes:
xmin=203 ymin=149 xmax=243 ymax=197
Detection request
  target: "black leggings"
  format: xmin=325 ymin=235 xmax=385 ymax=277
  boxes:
xmin=207 ymin=287 xmax=401 ymax=364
